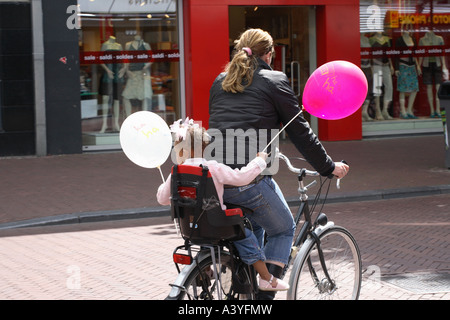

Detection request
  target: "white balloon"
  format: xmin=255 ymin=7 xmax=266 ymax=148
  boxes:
xmin=120 ymin=111 xmax=172 ymax=168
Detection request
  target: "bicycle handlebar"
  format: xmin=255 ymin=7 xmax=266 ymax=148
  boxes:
xmin=277 ymin=152 xmax=320 ymax=176
xmin=277 ymin=150 xmax=348 ymax=190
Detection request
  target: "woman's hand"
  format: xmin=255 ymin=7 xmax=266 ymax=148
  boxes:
xmin=332 ymin=162 xmax=349 ymax=179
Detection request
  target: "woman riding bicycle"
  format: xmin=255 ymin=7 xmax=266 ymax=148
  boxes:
xmin=208 ymin=28 xmax=349 ymax=299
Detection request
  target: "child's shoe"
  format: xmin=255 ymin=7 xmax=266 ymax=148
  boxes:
xmin=258 ymin=275 xmax=289 ymax=291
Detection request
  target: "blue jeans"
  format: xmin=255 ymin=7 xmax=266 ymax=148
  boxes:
xmin=224 ymin=176 xmax=295 ymax=265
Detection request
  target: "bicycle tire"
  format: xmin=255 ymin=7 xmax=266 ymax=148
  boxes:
xmin=172 ymin=251 xmax=255 ymax=300
xmin=287 ymin=225 xmax=362 ymax=300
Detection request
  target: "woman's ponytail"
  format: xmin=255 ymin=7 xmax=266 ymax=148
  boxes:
xmin=221 ymin=29 xmax=273 ymax=94
xmin=222 ymin=49 xmax=256 ymax=93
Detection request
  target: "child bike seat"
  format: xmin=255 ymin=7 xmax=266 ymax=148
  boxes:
xmin=170 ymin=164 xmax=246 ymax=245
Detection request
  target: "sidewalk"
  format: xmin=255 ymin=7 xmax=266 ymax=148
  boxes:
xmin=0 ymin=135 xmax=449 ymax=229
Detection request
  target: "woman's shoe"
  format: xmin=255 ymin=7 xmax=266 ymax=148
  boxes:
xmin=258 ymin=275 xmax=289 ymax=291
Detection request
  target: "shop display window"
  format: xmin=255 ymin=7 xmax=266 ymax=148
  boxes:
xmin=360 ymin=0 xmax=450 ymax=136
xmin=77 ymin=0 xmax=180 ymax=149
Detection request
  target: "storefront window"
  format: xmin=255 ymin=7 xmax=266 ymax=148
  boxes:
xmin=77 ymin=0 xmax=180 ymax=150
xmin=360 ymin=0 xmax=449 ymax=137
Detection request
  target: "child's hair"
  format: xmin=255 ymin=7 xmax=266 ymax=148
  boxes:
xmin=170 ymin=118 xmax=210 ymax=160
xmin=175 ymin=125 xmax=210 ymax=153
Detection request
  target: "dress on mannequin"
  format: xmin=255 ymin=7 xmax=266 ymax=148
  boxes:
xmin=419 ymin=31 xmax=448 ymax=118
xmin=122 ymin=35 xmax=153 ymax=116
xmin=370 ymin=32 xmax=394 ymax=120
xmin=395 ymin=31 xmax=419 ymax=119
xmin=361 ymin=33 xmax=374 ymax=121
xmin=99 ymin=36 xmax=126 ymax=133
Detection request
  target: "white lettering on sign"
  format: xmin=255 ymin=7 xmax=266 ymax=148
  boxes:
xmin=78 ymin=0 xmax=176 ymax=14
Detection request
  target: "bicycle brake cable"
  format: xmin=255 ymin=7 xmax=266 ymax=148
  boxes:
xmin=310 ymin=175 xmax=332 ymax=217
xmin=316 ymin=177 xmax=332 ymax=216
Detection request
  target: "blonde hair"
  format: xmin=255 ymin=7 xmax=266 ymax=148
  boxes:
xmin=222 ymin=28 xmax=274 ymax=93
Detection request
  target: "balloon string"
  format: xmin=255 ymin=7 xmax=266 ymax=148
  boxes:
xmin=157 ymin=166 xmax=165 ymax=183
xmin=261 ymin=109 xmax=303 ymax=153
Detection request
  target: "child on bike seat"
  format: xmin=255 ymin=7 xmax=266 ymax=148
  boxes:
xmin=157 ymin=118 xmax=289 ymax=291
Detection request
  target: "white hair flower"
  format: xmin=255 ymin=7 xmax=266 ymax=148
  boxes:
xmin=169 ymin=118 xmax=200 ymax=142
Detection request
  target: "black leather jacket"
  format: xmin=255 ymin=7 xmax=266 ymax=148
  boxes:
xmin=208 ymin=58 xmax=335 ymax=177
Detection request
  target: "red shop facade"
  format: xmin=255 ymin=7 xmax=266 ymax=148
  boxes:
xmin=183 ymin=0 xmax=362 ymax=142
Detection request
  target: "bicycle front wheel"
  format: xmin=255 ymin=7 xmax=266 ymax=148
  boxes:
xmin=174 ymin=251 xmax=255 ymax=300
xmin=288 ymin=226 xmax=362 ymax=300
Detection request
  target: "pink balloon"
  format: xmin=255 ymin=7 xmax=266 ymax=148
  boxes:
xmin=302 ymin=60 xmax=368 ymax=120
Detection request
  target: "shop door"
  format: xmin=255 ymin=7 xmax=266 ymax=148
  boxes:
xmin=229 ymin=6 xmax=316 ymax=125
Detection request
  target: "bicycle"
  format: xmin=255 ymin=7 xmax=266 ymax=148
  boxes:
xmin=165 ymin=150 xmax=362 ymax=300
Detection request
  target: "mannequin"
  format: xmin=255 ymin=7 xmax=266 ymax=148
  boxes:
xmin=361 ymin=33 xmax=373 ymax=121
xmin=122 ymin=34 xmax=153 ymax=115
xmin=99 ymin=36 xmax=126 ymax=133
xmin=419 ymin=30 xmax=448 ymax=118
xmin=395 ymin=29 xmax=420 ymax=119
xmin=370 ymin=32 xmax=394 ymax=120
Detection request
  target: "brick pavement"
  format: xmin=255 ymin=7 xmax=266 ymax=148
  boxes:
xmin=0 ymin=194 xmax=448 ymax=300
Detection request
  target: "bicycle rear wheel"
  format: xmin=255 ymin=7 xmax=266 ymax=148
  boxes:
xmin=174 ymin=251 xmax=255 ymax=300
xmin=288 ymin=226 xmax=362 ymax=300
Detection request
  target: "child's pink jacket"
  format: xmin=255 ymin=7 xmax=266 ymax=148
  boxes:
xmin=157 ymin=157 xmax=267 ymax=210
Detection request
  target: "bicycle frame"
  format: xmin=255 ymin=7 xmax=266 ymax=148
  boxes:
xmin=286 ymin=167 xmax=337 ymax=291
xmin=290 ymin=168 xmax=317 ymax=252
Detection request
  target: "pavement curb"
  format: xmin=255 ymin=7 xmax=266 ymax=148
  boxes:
xmin=1 ymin=184 xmax=449 ymax=231
xmin=0 ymin=206 xmax=170 ymax=230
